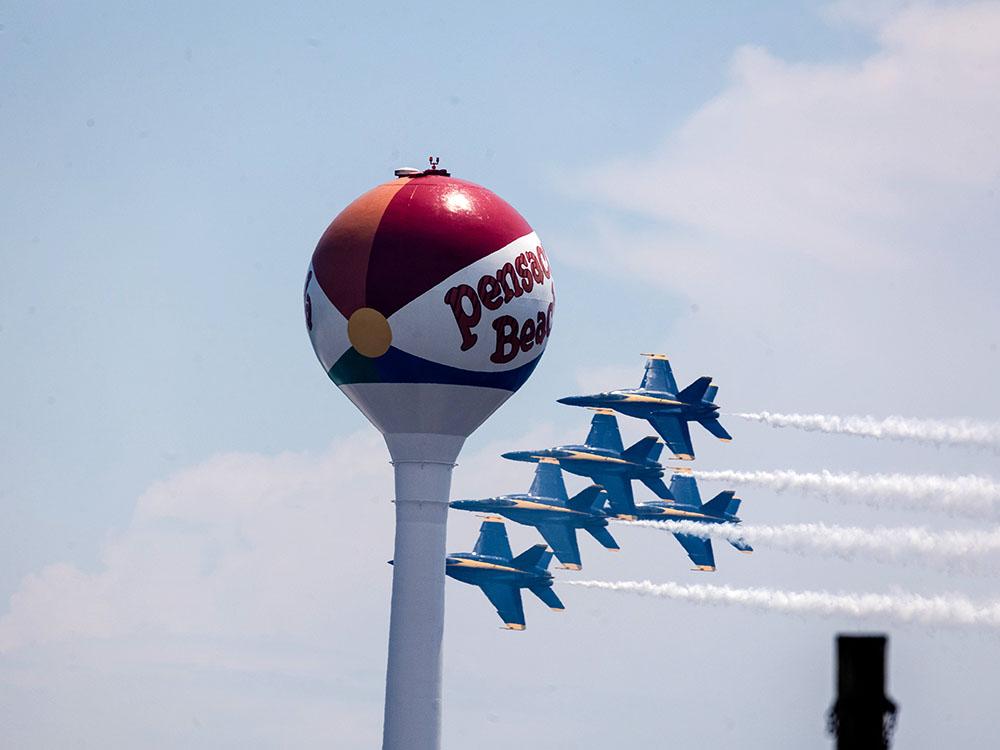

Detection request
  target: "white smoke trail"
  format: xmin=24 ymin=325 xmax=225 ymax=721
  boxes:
xmin=732 ymin=412 xmax=1000 ymax=451
xmin=565 ymin=579 xmax=1000 ymax=630
xmin=627 ymin=519 xmax=1000 ymax=572
xmin=692 ymin=468 xmax=1000 ymax=518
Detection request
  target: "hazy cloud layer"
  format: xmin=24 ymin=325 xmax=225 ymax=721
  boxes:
xmin=568 ymin=1 xmax=1000 ymax=413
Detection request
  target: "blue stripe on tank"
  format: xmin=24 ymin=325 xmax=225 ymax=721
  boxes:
xmin=328 ymin=346 xmax=543 ymax=392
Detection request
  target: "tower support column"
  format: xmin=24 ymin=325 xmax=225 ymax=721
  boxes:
xmin=381 ymin=434 xmax=462 ymax=750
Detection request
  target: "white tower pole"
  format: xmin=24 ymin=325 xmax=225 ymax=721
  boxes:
xmin=380 ymin=434 xmax=464 ymax=750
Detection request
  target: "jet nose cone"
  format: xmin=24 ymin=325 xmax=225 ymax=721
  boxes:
xmin=450 ymin=499 xmax=476 ymax=511
xmin=558 ymin=395 xmax=593 ymax=407
xmin=502 ymin=450 xmax=533 ymax=462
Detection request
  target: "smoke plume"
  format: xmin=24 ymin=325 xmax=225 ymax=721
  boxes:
xmin=732 ymin=412 xmax=1000 ymax=451
xmin=565 ymin=579 xmax=1000 ymax=630
xmin=692 ymin=468 xmax=1000 ymax=518
xmin=628 ymin=519 xmax=1000 ymax=572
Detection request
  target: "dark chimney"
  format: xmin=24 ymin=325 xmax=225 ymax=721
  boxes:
xmin=828 ymin=634 xmax=897 ymax=749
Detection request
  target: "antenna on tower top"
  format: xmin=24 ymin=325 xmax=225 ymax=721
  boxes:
xmin=424 ymin=155 xmax=450 ymax=176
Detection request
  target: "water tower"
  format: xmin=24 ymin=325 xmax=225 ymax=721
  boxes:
xmin=304 ymin=159 xmax=554 ymax=750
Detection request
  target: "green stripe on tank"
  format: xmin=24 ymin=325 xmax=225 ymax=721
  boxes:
xmin=328 ymin=348 xmax=380 ymax=385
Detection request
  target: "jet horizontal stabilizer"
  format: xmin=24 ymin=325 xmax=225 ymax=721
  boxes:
xmin=585 ymin=525 xmax=620 ymax=550
xmin=529 ymin=585 xmax=565 ymax=611
xmin=729 ymin=537 xmax=753 ymax=553
xmin=698 ymin=416 xmax=732 ymax=441
xmin=640 ymin=475 xmax=673 ymax=500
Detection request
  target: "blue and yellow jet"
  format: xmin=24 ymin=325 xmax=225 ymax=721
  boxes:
xmin=557 ymin=354 xmax=731 ymax=460
xmin=450 ymin=462 xmax=618 ymax=570
xmin=445 ymin=517 xmax=565 ymax=630
xmin=501 ymin=411 xmax=671 ymax=517
xmin=623 ymin=471 xmax=752 ymax=571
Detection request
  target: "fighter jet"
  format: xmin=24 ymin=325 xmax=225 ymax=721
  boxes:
xmin=445 ymin=517 xmax=565 ymax=630
xmin=450 ymin=462 xmax=618 ymax=570
xmin=557 ymin=354 xmax=731 ymax=460
xmin=502 ymin=411 xmax=670 ymax=517
xmin=623 ymin=471 xmax=752 ymax=572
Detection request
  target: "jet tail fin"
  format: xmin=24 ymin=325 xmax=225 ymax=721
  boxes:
xmin=704 ymin=384 xmax=719 ymax=403
xmin=529 ymin=585 xmax=565 ymax=611
xmin=725 ymin=497 xmax=742 ymax=517
xmin=512 ymin=544 xmax=551 ymax=571
xmin=623 ymin=436 xmax=662 ymax=463
xmin=678 ymin=376 xmax=712 ymax=404
xmin=568 ymin=485 xmax=606 ymax=513
xmin=640 ymin=476 xmax=673 ymax=500
xmin=702 ymin=490 xmax=736 ymax=517
xmin=585 ymin=525 xmax=620 ymax=550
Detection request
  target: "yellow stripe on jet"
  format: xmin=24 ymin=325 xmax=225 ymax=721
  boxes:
xmin=510 ymin=499 xmax=587 ymax=515
xmin=620 ymin=394 xmax=683 ymax=405
xmin=563 ymin=450 xmax=630 ymax=464
xmin=656 ymin=508 xmax=710 ymax=519
xmin=449 ymin=559 xmax=521 ymax=573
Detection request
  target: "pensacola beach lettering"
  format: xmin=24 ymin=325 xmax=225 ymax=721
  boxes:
xmin=444 ymin=245 xmax=554 ymax=365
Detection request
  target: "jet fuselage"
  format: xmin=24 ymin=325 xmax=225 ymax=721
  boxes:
xmin=450 ymin=494 xmax=609 ymax=530
xmin=501 ymin=445 xmax=663 ymax=482
xmin=625 ymin=500 xmax=742 ymax=526
xmin=561 ymin=389 xmax=720 ymax=422
xmin=445 ymin=552 xmax=553 ymax=589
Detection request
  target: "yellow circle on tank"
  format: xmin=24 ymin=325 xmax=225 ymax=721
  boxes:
xmin=347 ymin=307 xmax=392 ymax=358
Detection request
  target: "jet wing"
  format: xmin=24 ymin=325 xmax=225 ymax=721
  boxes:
xmin=473 ymin=518 xmax=513 ymax=560
xmin=592 ymin=472 xmax=636 ymax=517
xmin=529 ymin=462 xmax=569 ymax=501
xmin=479 ymin=583 xmax=526 ymax=630
xmin=535 ymin=522 xmax=582 ymax=569
xmin=672 ymin=532 xmax=716 ymax=571
xmin=649 ymin=414 xmax=695 ymax=460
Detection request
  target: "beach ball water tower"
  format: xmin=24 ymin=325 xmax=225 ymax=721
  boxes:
xmin=304 ymin=158 xmax=555 ymax=750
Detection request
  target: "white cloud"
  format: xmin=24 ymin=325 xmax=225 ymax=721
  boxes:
xmin=0 ymin=426 xmax=569 ymax=655
xmin=0 ymin=434 xmax=393 ymax=652
xmin=566 ymin=2 xmax=1000 ymax=415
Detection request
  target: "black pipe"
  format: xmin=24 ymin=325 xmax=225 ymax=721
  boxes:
xmin=827 ymin=634 xmax=898 ymax=749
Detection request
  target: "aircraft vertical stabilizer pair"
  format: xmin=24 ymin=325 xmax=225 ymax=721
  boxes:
xmin=446 ymin=355 xmax=751 ymax=629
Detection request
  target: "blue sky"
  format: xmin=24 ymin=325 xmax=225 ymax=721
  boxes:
xmin=3 ymin=2 xmax=1000 ymax=747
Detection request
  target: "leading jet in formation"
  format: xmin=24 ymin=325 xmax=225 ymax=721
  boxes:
xmin=444 ymin=517 xmax=565 ymax=630
xmin=450 ymin=462 xmax=618 ymax=570
xmin=557 ymin=354 xmax=731 ymax=461
xmin=501 ymin=411 xmax=670 ymax=517
xmin=622 ymin=470 xmax=752 ymax=571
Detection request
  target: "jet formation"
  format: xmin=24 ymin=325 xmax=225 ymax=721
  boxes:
xmin=444 ymin=354 xmax=752 ymax=629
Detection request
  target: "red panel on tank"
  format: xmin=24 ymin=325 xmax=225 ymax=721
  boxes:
xmin=364 ymin=176 xmax=533 ymax=317
xmin=311 ymin=179 xmax=408 ymax=317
